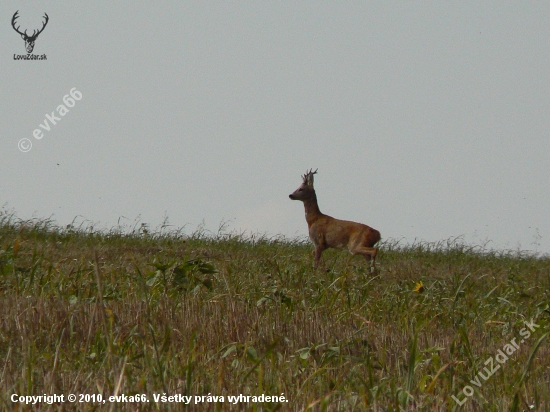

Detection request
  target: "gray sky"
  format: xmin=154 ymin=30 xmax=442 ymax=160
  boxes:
xmin=2 ymin=2 xmax=549 ymax=254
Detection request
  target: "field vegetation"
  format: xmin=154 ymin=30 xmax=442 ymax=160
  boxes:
xmin=0 ymin=211 xmax=549 ymax=411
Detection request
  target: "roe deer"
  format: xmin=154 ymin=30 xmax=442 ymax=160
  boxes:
xmin=289 ymin=169 xmax=381 ymax=272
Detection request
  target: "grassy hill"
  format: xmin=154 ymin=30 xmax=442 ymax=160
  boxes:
xmin=0 ymin=212 xmax=549 ymax=411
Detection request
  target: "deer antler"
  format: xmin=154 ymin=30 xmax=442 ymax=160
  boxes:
xmin=11 ymin=11 xmax=26 ymax=37
xmin=30 ymin=13 xmax=49 ymax=39
xmin=11 ymin=11 xmax=49 ymax=40
xmin=302 ymin=169 xmax=318 ymax=185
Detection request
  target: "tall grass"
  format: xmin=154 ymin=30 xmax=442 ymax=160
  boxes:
xmin=0 ymin=211 xmax=549 ymax=411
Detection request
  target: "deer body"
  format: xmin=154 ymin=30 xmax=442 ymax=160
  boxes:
xmin=290 ymin=170 xmax=380 ymax=271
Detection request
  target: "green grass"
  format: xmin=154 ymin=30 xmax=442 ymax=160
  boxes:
xmin=0 ymin=211 xmax=549 ymax=411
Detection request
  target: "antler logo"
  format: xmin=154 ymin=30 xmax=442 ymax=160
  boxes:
xmin=11 ymin=11 xmax=49 ymax=54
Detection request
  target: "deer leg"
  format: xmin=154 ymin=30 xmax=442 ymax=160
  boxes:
xmin=352 ymin=246 xmax=378 ymax=273
xmin=313 ymin=245 xmax=326 ymax=269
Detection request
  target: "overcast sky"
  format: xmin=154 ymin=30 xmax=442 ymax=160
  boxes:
xmin=2 ymin=2 xmax=549 ymax=254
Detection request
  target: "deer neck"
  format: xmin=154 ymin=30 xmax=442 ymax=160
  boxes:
xmin=303 ymin=192 xmax=323 ymax=226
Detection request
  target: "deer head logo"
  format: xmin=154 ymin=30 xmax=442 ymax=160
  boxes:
xmin=11 ymin=11 xmax=49 ymax=54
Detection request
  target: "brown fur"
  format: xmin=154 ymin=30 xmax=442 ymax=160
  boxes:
xmin=289 ymin=169 xmax=381 ymax=271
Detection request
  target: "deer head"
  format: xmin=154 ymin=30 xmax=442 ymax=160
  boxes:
xmin=289 ymin=169 xmax=318 ymax=201
xmin=12 ymin=11 xmax=49 ymax=54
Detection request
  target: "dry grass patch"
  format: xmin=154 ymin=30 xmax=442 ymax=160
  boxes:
xmin=0 ymin=212 xmax=549 ymax=411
